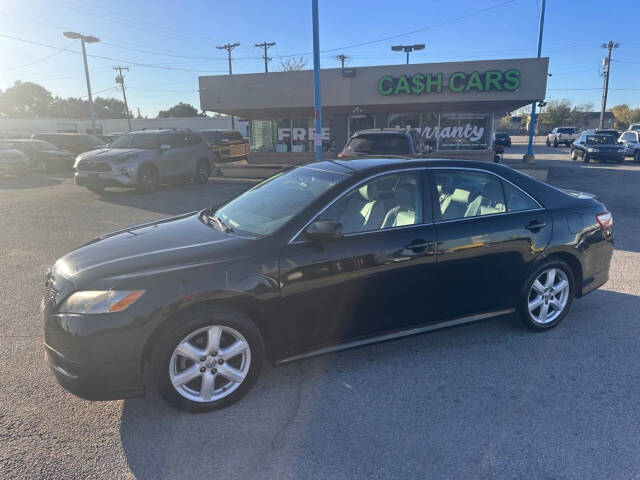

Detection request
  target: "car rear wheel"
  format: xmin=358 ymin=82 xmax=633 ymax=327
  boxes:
xmin=519 ymin=260 xmax=574 ymax=330
xmin=553 ymin=139 xmax=558 ymax=148
xmin=151 ymin=308 xmax=264 ymax=412
xmin=136 ymin=165 xmax=158 ymax=193
xmin=570 ymin=149 xmax=577 ymax=161
xmin=194 ymin=159 xmax=210 ymax=184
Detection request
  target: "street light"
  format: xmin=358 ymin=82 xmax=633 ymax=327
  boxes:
xmin=391 ymin=44 xmax=425 ymax=64
xmin=64 ymin=31 xmax=100 ymax=134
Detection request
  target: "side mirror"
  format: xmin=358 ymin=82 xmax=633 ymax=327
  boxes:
xmin=160 ymin=143 xmax=171 ymax=151
xmin=304 ymin=220 xmax=343 ymax=242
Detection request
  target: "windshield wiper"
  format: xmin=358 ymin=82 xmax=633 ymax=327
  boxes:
xmin=204 ymin=211 xmax=233 ymax=233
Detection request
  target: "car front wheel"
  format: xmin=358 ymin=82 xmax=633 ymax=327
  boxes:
xmin=136 ymin=165 xmax=159 ymax=193
xmin=151 ymin=308 xmax=264 ymax=412
xmin=634 ymin=150 xmax=640 ymax=163
xmin=194 ymin=159 xmax=211 ymax=184
xmin=519 ymin=260 xmax=574 ymax=330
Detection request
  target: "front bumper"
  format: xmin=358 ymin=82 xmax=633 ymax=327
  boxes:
xmin=74 ymin=170 xmax=137 ymax=188
xmin=44 ymin=310 xmax=147 ymax=400
xmin=585 ymin=152 xmax=625 ymax=162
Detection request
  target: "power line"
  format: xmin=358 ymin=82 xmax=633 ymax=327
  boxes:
xmin=255 ymin=41 xmax=276 ymax=73
xmin=0 ymin=41 xmax=75 ymax=72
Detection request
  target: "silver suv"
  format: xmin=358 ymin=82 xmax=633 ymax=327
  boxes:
xmin=74 ymin=129 xmax=214 ymax=193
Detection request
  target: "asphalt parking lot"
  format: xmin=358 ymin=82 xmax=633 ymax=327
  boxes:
xmin=1 ymin=144 xmax=640 ymax=479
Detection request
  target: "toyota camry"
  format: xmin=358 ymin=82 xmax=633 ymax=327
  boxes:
xmin=43 ymin=158 xmax=614 ymax=412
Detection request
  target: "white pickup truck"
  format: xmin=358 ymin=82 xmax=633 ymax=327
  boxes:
xmin=546 ymin=127 xmax=579 ymax=147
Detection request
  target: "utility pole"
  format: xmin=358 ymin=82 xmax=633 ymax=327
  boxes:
xmin=524 ymin=0 xmax=546 ymax=164
xmin=216 ymin=42 xmax=240 ymax=129
xmin=599 ymin=41 xmax=619 ymax=129
xmin=113 ymin=66 xmax=132 ymax=132
xmin=336 ymin=54 xmax=350 ymax=69
xmin=64 ymin=31 xmax=99 ymax=134
xmin=255 ymin=41 xmax=276 ymax=73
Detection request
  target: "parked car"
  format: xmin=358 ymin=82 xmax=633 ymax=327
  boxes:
xmin=73 ymin=129 xmax=214 ymax=193
xmin=97 ymin=133 xmax=124 ymax=145
xmin=570 ymin=133 xmax=625 ymax=163
xmin=629 ymin=123 xmax=640 ymax=131
xmin=43 ymin=157 xmax=614 ymax=412
xmin=493 ymin=132 xmax=512 ymax=147
xmin=338 ymin=128 xmax=426 ymax=158
xmin=0 ymin=139 xmax=76 ymax=171
xmin=0 ymin=149 xmax=30 ymax=176
xmin=546 ymin=127 xmax=578 ymax=147
xmin=618 ymin=130 xmax=640 ymax=162
xmin=199 ymin=130 xmax=249 ymax=163
xmin=31 ymin=133 xmax=105 ymax=155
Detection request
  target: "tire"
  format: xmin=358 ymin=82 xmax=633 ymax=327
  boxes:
xmin=570 ymin=149 xmax=577 ymax=161
xmin=518 ymin=259 xmax=575 ymax=331
xmin=546 ymin=138 xmax=551 ymax=146
xmin=634 ymin=150 xmax=640 ymax=163
xmin=583 ymin=153 xmax=589 ymax=163
xmin=553 ymin=139 xmax=558 ymax=148
xmin=194 ymin=159 xmax=211 ymax=184
xmin=136 ymin=164 xmax=159 ymax=193
xmin=86 ymin=186 xmax=104 ymax=194
xmin=151 ymin=308 xmax=265 ymax=413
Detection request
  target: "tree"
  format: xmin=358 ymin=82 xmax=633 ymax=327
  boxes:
xmin=499 ymin=114 xmax=513 ymax=128
xmin=157 ymin=102 xmax=202 ymax=118
xmin=539 ymin=99 xmax=572 ymax=128
xmin=568 ymin=103 xmax=593 ymax=130
xmin=94 ymin=97 xmax=128 ymax=119
xmin=0 ymin=81 xmax=53 ymax=118
xmin=280 ymin=56 xmax=308 ymax=71
xmin=610 ymin=104 xmax=640 ymax=130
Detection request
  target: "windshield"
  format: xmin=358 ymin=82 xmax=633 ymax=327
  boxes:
xmin=586 ymin=135 xmax=616 ymax=145
xmin=109 ymin=133 xmax=160 ymax=149
xmin=495 ymin=133 xmax=508 ymax=138
xmin=344 ymin=134 xmax=412 ymax=155
xmin=215 ymin=166 xmax=347 ymax=236
xmin=558 ymin=128 xmax=576 ymax=134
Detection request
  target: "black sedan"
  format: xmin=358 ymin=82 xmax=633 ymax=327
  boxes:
xmin=493 ymin=132 xmax=512 ymax=147
xmin=43 ymin=158 xmax=614 ymax=412
xmin=571 ymin=133 xmax=625 ymax=164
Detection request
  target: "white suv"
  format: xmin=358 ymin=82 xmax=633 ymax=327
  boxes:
xmin=546 ymin=127 xmax=578 ymax=147
xmin=619 ymin=130 xmax=640 ymax=163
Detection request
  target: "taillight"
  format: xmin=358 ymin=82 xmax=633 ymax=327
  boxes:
xmin=558 ymin=134 xmax=562 ymax=139
xmin=337 ymin=153 xmax=345 ymax=158
xmin=596 ymin=211 xmax=613 ymax=230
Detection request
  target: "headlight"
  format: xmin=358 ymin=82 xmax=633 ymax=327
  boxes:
xmin=587 ymin=147 xmax=598 ymax=152
xmin=59 ymin=290 xmax=145 ymax=314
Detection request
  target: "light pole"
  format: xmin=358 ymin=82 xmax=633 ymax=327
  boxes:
xmin=311 ymin=0 xmax=322 ymax=161
xmin=524 ymin=0 xmax=545 ymax=164
xmin=391 ymin=44 xmax=425 ymax=64
xmin=64 ymin=31 xmax=100 ymax=134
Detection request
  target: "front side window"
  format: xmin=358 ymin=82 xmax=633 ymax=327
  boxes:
xmin=216 ymin=167 xmax=347 ymax=236
xmin=317 ymin=172 xmax=423 ymax=234
xmin=434 ymin=170 xmax=506 ymax=221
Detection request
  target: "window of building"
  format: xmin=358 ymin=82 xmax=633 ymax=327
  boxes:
xmin=434 ymin=170 xmax=506 ymax=221
xmin=250 ymin=120 xmax=276 ymax=151
xmin=388 ymin=113 xmax=420 ymax=130
xmin=348 ymin=114 xmax=375 ymax=137
xmin=318 ymin=171 xmax=423 ymax=234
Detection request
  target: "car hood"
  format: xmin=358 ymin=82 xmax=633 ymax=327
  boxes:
xmin=54 ymin=211 xmax=250 ymax=284
xmin=80 ymin=148 xmax=147 ymax=160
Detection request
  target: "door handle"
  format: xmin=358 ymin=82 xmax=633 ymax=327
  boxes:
xmin=405 ymin=239 xmax=435 ymax=253
xmin=525 ymin=221 xmax=547 ymax=232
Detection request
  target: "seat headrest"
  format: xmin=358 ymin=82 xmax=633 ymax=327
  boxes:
xmin=450 ymin=188 xmax=470 ymax=204
xmin=359 ymin=183 xmax=380 ymax=201
xmin=395 ymin=184 xmax=417 ymax=209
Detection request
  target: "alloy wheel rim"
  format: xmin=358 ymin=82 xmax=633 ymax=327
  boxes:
xmin=197 ymin=164 xmax=209 ymax=181
xmin=527 ymin=267 xmax=570 ymax=324
xmin=169 ymin=325 xmax=251 ymax=403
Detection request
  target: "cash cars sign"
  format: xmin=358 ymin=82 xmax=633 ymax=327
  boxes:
xmin=377 ymin=69 xmax=520 ymax=96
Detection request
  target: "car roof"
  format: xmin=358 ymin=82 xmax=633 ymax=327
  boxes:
xmin=200 ymin=129 xmax=234 ymax=133
xmin=353 ymin=128 xmax=414 ymax=136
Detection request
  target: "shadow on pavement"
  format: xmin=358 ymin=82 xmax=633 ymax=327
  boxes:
xmin=120 ymin=288 xmax=640 ymax=479
xmin=0 ymin=172 xmax=66 ymax=189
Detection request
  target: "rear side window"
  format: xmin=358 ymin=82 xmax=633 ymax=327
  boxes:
xmin=168 ymin=134 xmax=187 ymax=148
xmin=503 ymin=182 xmax=539 ymax=212
xmin=344 ymin=134 xmax=412 ymax=155
xmin=185 ymin=133 xmax=202 ymax=146
xmin=434 ymin=170 xmax=506 ymax=220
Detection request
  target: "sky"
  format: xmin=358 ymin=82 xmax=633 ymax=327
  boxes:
xmin=0 ymin=0 xmax=638 ymax=118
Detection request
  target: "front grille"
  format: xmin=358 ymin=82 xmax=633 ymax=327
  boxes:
xmin=77 ymin=159 xmax=111 ymax=172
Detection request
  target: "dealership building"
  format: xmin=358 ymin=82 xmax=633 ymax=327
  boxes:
xmin=199 ymin=57 xmax=548 ymax=162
